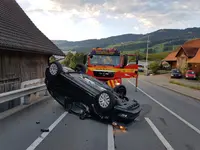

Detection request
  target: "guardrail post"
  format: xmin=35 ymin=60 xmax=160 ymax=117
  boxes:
xmin=23 ymin=94 xmax=31 ymax=105
xmin=44 ymin=90 xmax=49 ymax=96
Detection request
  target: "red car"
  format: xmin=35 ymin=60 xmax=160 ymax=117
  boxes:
xmin=185 ymin=70 xmax=197 ymax=80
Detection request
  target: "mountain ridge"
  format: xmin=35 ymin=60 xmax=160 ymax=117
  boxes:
xmin=52 ymin=27 xmax=200 ymax=53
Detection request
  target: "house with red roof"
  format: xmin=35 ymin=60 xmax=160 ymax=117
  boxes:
xmin=163 ymin=39 xmax=200 ymax=74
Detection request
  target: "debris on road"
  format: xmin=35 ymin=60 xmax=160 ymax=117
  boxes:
xmin=112 ymin=122 xmax=127 ymax=131
xmin=40 ymin=129 xmax=49 ymax=132
xmin=36 ymin=121 xmax=40 ymax=124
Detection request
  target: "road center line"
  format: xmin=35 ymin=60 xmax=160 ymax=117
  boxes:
xmin=145 ymin=117 xmax=174 ymax=150
xmin=128 ymin=80 xmax=200 ymax=135
xmin=108 ymin=125 xmax=115 ymax=150
xmin=26 ymin=111 xmax=68 ymax=150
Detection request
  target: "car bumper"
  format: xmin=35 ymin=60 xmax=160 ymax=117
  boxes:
xmin=117 ymin=108 xmax=141 ymax=121
xmin=113 ymin=103 xmax=141 ymax=122
xmin=171 ymin=75 xmax=182 ymax=78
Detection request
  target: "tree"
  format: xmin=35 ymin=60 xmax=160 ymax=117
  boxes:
xmin=49 ymin=56 xmax=56 ymax=63
xmin=69 ymin=55 xmax=76 ymax=68
xmin=62 ymin=52 xmax=74 ymax=67
xmin=149 ymin=61 xmax=160 ymax=74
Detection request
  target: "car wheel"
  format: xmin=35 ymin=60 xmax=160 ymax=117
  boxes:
xmin=94 ymin=90 xmax=115 ymax=114
xmin=113 ymin=85 xmax=127 ymax=98
xmin=49 ymin=61 xmax=62 ymax=76
xmin=123 ymin=96 xmax=129 ymax=102
xmin=74 ymin=64 xmax=86 ymax=73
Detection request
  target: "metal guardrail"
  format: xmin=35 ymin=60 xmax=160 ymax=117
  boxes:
xmin=0 ymin=84 xmax=47 ymax=104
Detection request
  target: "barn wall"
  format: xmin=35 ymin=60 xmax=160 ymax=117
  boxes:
xmin=20 ymin=52 xmax=49 ymax=82
xmin=168 ymin=61 xmax=177 ymax=69
xmin=190 ymin=63 xmax=200 ymax=74
xmin=0 ymin=50 xmax=49 ymax=94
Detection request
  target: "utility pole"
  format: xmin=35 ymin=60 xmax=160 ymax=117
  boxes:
xmin=145 ymin=35 xmax=150 ymax=76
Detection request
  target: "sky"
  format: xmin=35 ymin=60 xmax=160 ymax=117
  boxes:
xmin=16 ymin=0 xmax=200 ymax=41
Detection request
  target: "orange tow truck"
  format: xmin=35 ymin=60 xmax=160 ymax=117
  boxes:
xmin=81 ymin=47 xmax=139 ymax=93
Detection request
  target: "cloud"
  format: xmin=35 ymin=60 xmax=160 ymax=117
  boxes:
xmin=16 ymin=0 xmax=200 ymax=40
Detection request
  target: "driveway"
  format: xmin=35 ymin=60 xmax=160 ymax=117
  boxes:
xmin=160 ymin=73 xmax=200 ymax=87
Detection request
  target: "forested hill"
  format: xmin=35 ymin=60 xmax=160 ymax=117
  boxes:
xmin=52 ymin=27 xmax=200 ymax=53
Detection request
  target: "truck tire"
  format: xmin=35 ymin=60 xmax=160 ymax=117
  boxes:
xmin=94 ymin=90 xmax=115 ymax=114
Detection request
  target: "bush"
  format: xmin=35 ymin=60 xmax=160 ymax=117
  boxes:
xmin=149 ymin=61 xmax=160 ymax=74
xmin=49 ymin=56 xmax=56 ymax=63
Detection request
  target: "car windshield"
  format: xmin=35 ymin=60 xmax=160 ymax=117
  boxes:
xmin=172 ymin=69 xmax=180 ymax=73
xmin=188 ymin=71 xmax=195 ymax=74
xmin=90 ymin=55 xmax=120 ymax=66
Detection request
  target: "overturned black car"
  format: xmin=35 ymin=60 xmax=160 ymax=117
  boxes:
xmin=45 ymin=61 xmax=141 ymax=124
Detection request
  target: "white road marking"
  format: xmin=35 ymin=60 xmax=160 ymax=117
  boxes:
xmin=128 ymin=80 xmax=200 ymax=135
xmin=108 ymin=125 xmax=115 ymax=150
xmin=26 ymin=112 xmax=68 ymax=150
xmin=145 ymin=117 xmax=174 ymax=150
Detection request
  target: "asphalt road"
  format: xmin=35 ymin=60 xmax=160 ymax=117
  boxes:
xmin=1 ymin=78 xmax=200 ymax=150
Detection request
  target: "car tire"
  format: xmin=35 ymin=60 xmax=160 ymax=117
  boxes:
xmin=123 ymin=96 xmax=129 ymax=101
xmin=49 ymin=61 xmax=63 ymax=76
xmin=94 ymin=90 xmax=115 ymax=114
xmin=113 ymin=85 xmax=127 ymax=98
xmin=74 ymin=64 xmax=86 ymax=73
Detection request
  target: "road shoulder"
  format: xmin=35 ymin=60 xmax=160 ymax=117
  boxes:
xmin=0 ymin=95 xmax=51 ymax=121
xmin=139 ymin=75 xmax=200 ymax=101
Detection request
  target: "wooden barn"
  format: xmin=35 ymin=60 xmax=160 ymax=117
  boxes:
xmin=0 ymin=0 xmax=64 ymax=111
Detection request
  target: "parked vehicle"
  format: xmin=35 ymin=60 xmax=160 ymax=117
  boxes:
xmin=170 ymin=69 xmax=182 ymax=78
xmin=185 ymin=70 xmax=197 ymax=80
xmin=45 ymin=61 xmax=141 ymax=125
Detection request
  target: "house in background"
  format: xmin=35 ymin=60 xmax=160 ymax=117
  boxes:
xmin=162 ymin=49 xmax=179 ymax=69
xmin=163 ymin=39 xmax=200 ymax=74
xmin=0 ymin=0 xmax=64 ymax=111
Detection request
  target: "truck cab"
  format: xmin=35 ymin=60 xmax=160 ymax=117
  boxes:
xmin=82 ymin=47 xmax=138 ymax=88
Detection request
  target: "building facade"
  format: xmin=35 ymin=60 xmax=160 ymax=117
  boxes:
xmin=163 ymin=39 xmax=200 ymax=75
xmin=0 ymin=0 xmax=64 ymax=111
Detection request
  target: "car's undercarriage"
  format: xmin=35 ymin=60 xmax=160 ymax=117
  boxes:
xmin=45 ymin=61 xmax=141 ymax=128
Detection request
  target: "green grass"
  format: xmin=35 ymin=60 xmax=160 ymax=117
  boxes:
xmin=107 ymin=41 xmax=146 ymax=48
xmin=169 ymin=80 xmax=200 ymax=90
xmin=107 ymin=39 xmax=181 ymax=54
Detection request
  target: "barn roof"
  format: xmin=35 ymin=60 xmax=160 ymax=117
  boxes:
xmin=188 ymin=49 xmax=200 ymax=63
xmin=175 ymin=46 xmax=199 ymax=58
xmin=163 ymin=39 xmax=200 ymax=63
xmin=162 ymin=47 xmax=180 ymax=62
xmin=0 ymin=0 xmax=65 ymax=56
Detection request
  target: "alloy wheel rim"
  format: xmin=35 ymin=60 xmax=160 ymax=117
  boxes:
xmin=49 ymin=64 xmax=58 ymax=75
xmin=98 ymin=93 xmax=110 ymax=108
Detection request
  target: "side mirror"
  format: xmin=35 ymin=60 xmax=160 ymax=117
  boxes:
xmin=83 ymin=54 xmax=87 ymax=64
xmin=123 ymin=54 xmax=128 ymax=67
xmin=89 ymin=54 xmax=93 ymax=59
